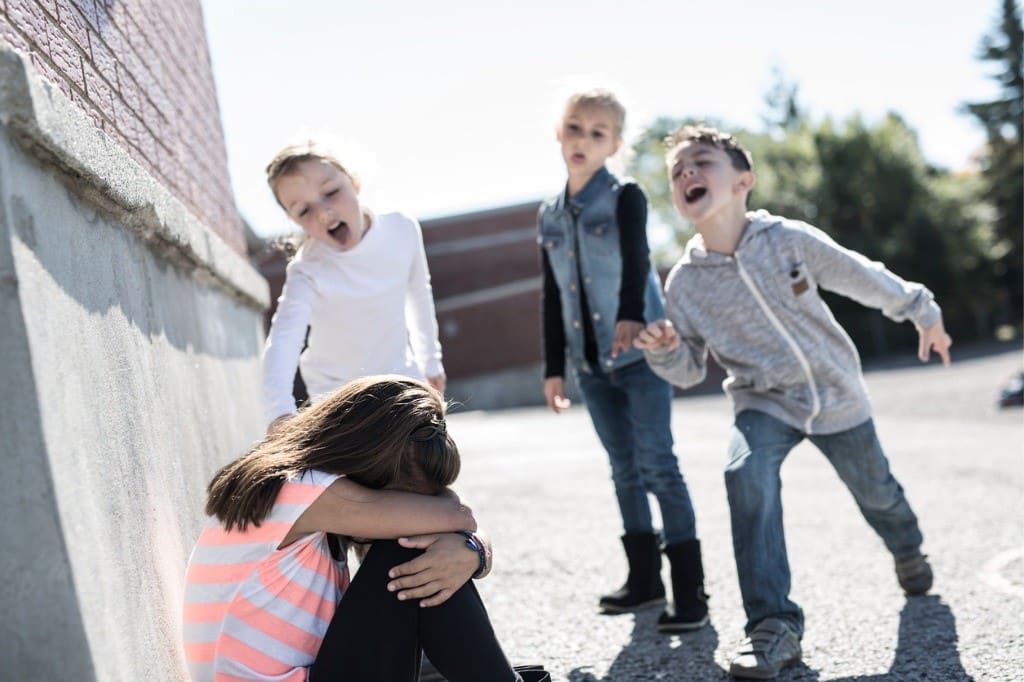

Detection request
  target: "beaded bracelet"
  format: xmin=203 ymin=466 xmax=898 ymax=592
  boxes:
xmin=456 ymin=531 xmax=488 ymax=579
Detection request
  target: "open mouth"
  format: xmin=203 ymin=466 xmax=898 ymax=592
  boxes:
xmin=684 ymin=186 xmax=707 ymax=204
xmin=327 ymin=221 xmax=350 ymax=246
xmin=571 ymin=152 xmax=586 ymax=164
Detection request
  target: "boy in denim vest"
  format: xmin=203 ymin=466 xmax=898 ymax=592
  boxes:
xmin=636 ymin=125 xmax=951 ymax=679
xmin=539 ymin=90 xmax=708 ymax=632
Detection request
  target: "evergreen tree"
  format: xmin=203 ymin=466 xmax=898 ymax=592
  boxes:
xmin=963 ymin=0 xmax=1024 ymax=326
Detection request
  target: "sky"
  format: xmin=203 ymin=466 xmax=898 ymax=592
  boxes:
xmin=200 ymin=0 xmax=1004 ymax=238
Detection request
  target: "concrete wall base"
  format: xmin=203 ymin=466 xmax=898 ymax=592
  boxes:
xmin=0 ymin=46 xmax=267 ymax=681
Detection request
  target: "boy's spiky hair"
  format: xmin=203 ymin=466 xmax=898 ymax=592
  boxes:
xmin=664 ymin=124 xmax=753 ymax=171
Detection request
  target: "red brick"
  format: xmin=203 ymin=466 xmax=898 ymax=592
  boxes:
xmin=7 ymin=0 xmax=51 ymax=52
xmin=54 ymin=0 xmax=90 ymax=53
xmin=136 ymin=94 xmax=162 ymax=138
xmin=71 ymin=0 xmax=103 ymax=32
xmin=0 ymin=17 xmax=32 ymax=53
xmin=36 ymin=0 xmax=59 ymax=18
xmin=146 ymin=82 xmax=175 ymax=126
xmin=45 ymin=22 xmax=85 ymax=92
xmin=111 ymin=24 xmax=141 ymax=72
xmin=103 ymin=0 xmax=129 ymax=33
xmin=115 ymin=61 xmax=141 ymax=113
xmin=82 ymin=60 xmax=114 ymax=121
xmin=88 ymin=26 xmax=118 ymax=83
xmin=126 ymin=33 xmax=162 ymax=96
xmin=110 ymin=95 xmax=141 ymax=145
xmin=136 ymin=125 xmax=157 ymax=169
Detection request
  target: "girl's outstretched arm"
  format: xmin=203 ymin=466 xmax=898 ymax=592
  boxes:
xmin=286 ymin=478 xmax=475 ymax=543
xmin=403 ymin=216 xmax=445 ymax=381
xmin=263 ymin=266 xmax=316 ymax=428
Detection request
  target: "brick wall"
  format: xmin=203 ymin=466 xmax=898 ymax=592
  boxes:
xmin=0 ymin=0 xmax=244 ymax=254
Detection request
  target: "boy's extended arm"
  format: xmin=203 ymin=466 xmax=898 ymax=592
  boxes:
xmin=797 ymin=224 xmax=942 ymax=329
xmin=292 ymin=478 xmax=476 ymax=540
xmin=642 ymin=296 xmax=709 ymax=388
xmin=405 ymin=217 xmax=445 ymax=380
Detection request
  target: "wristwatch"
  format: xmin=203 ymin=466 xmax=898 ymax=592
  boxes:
xmin=456 ymin=531 xmax=488 ymax=579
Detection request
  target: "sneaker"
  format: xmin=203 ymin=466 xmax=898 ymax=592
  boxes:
xmin=728 ymin=618 xmax=801 ymax=680
xmin=895 ymin=553 xmax=933 ymax=596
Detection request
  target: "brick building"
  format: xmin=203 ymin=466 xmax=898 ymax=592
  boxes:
xmin=1 ymin=0 xmax=244 ymax=253
xmin=0 ymin=3 xmax=266 ymax=680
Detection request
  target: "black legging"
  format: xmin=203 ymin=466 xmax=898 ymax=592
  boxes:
xmin=310 ymin=540 xmax=520 ymax=681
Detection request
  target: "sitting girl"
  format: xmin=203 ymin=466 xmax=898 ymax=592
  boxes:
xmin=183 ymin=376 xmax=541 ymax=681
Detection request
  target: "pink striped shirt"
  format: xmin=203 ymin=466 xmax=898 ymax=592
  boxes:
xmin=183 ymin=470 xmax=350 ymax=682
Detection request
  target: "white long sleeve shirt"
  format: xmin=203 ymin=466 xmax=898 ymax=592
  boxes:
xmin=262 ymin=211 xmax=444 ymax=426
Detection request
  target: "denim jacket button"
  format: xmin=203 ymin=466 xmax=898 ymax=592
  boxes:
xmin=592 ymin=313 xmax=601 ymax=321
xmin=595 ymin=227 xmax=604 ymax=235
xmin=569 ymin=284 xmax=577 ymax=292
xmin=573 ymin=320 xmax=581 ymax=328
xmin=545 ymin=240 xmax=554 ymax=248
xmin=567 ymin=249 xmax=574 ymax=258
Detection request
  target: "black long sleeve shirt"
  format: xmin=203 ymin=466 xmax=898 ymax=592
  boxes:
xmin=541 ymin=183 xmax=651 ymax=378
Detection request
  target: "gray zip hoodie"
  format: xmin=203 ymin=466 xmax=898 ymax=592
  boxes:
xmin=644 ymin=210 xmax=942 ymax=435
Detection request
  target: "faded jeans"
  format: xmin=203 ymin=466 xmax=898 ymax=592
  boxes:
xmin=576 ymin=360 xmax=697 ymax=545
xmin=726 ymin=410 xmax=924 ymax=636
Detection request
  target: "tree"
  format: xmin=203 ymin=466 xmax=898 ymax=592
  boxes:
xmin=810 ymin=114 xmax=995 ymax=352
xmin=962 ymin=0 xmax=1024 ymax=326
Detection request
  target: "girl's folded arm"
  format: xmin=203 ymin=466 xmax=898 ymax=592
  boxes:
xmin=292 ymin=478 xmax=476 ymax=540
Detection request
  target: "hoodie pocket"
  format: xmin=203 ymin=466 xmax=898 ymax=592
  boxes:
xmin=770 ymin=260 xmax=815 ymax=312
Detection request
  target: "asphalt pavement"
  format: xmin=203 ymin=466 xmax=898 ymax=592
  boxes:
xmin=447 ymin=344 xmax=1024 ymax=681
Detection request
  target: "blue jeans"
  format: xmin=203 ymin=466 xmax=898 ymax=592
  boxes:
xmin=575 ymin=360 xmax=697 ymax=545
xmin=726 ymin=410 xmax=924 ymax=636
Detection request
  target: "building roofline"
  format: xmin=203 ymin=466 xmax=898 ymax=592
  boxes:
xmin=421 ymin=199 xmax=541 ymax=227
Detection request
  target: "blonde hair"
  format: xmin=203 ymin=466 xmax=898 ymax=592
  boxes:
xmin=564 ymin=89 xmax=627 ymax=138
xmin=265 ymin=141 xmax=361 ymax=206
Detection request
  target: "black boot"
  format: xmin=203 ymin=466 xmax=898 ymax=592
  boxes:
xmin=599 ymin=532 xmax=666 ymax=613
xmin=658 ymin=538 xmax=710 ymax=632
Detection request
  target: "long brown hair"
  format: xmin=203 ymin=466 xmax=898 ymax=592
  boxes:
xmin=206 ymin=376 xmax=460 ymax=531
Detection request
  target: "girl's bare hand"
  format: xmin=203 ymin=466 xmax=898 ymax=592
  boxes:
xmin=386 ymin=533 xmax=477 ymax=607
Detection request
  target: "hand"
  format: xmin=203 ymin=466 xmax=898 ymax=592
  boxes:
xmin=387 ymin=533 xmax=477 ymax=607
xmin=427 ymin=373 xmax=447 ymax=395
xmin=612 ymin=320 xmax=645 ymax=358
xmin=634 ymin=319 xmax=681 ymax=351
xmin=916 ymin=320 xmax=952 ymax=367
xmin=543 ymin=376 xmax=571 ymax=414
xmin=267 ymin=414 xmax=291 ymax=436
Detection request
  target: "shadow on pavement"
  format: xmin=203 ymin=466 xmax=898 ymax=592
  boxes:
xmin=566 ymin=608 xmax=727 ymax=681
xmin=560 ymin=596 xmax=971 ymax=681
xmin=784 ymin=595 xmax=973 ymax=682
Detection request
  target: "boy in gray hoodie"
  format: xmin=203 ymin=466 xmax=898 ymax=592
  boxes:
xmin=635 ymin=125 xmax=952 ymax=680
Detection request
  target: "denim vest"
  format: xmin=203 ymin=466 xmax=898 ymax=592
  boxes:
xmin=538 ymin=167 xmax=665 ymax=374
